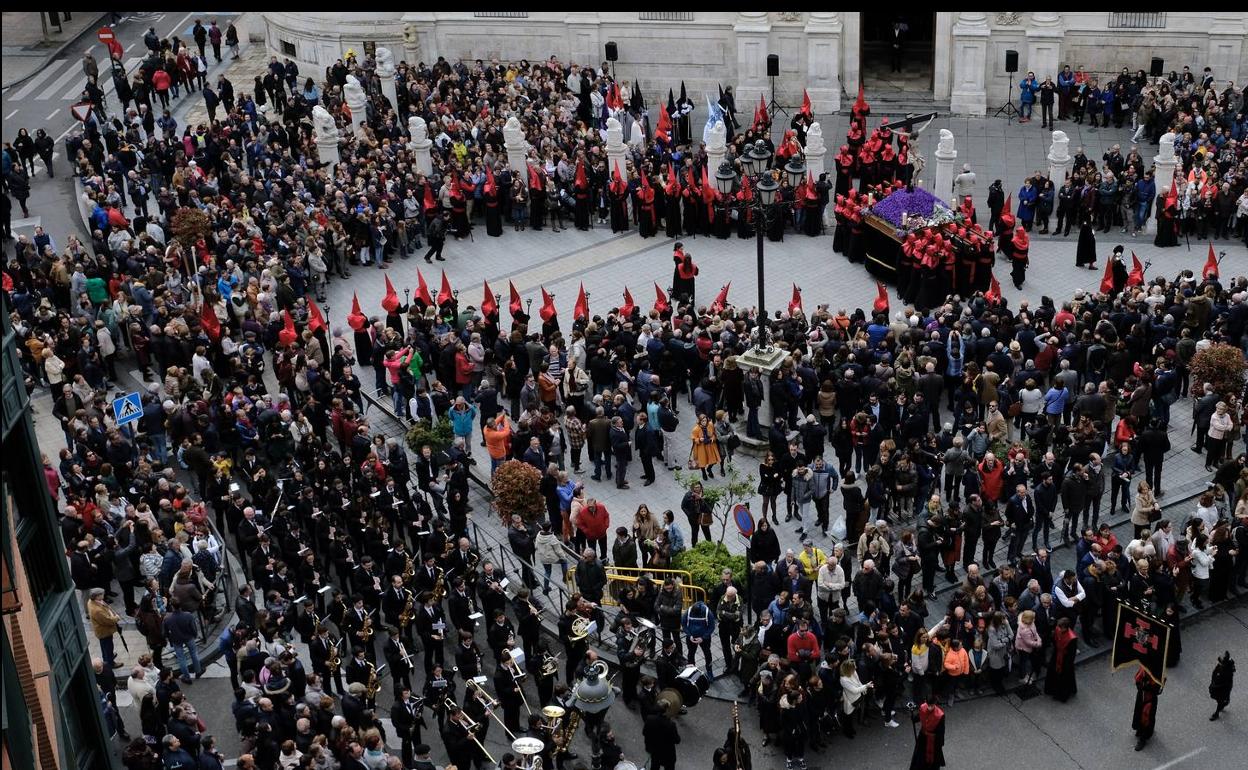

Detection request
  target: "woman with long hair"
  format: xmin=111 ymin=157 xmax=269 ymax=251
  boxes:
xmin=757 ymin=451 xmax=783 ymax=523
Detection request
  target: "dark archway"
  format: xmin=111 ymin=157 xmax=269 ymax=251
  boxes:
xmin=860 ymin=12 xmax=936 ymax=93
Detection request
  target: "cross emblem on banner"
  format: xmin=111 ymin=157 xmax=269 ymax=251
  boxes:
xmin=1123 ymin=619 xmax=1159 ymax=654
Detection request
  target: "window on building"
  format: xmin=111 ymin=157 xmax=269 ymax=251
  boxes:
xmin=280 ymin=39 xmax=296 ymax=57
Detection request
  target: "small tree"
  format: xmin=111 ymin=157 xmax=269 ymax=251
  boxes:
xmin=674 ymin=465 xmax=758 ymax=544
xmin=170 ymin=207 xmax=211 ymax=253
xmin=672 ymin=540 xmax=748 ymax=593
xmin=490 ymin=459 xmax=543 ymax=524
xmin=405 ymin=416 xmax=455 ymax=455
xmin=1190 ymin=343 xmax=1247 ymax=401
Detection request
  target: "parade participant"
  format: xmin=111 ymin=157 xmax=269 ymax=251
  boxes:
xmin=1010 ymin=226 xmax=1030 ymax=289
xmin=910 ymin=695 xmax=946 ymax=770
xmin=1209 ymin=650 xmax=1235 ymax=721
xmin=1132 ymin=666 xmax=1162 ymax=751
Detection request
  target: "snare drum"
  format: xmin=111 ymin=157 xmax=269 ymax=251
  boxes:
xmin=675 ymin=666 xmax=710 ymax=707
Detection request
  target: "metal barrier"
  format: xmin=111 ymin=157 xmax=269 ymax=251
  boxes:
xmin=563 ymin=565 xmax=706 ymax=608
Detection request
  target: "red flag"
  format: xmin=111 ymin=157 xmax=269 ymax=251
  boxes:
xmin=758 ymin=95 xmax=769 ymax=128
xmin=1203 ymin=243 xmax=1219 ymax=279
xmin=653 ymin=282 xmax=670 ymax=314
xmin=279 ymin=309 xmax=297 ymax=347
xmin=382 ymin=275 xmax=400 ymax=313
xmin=620 ymin=287 xmax=636 ymax=318
xmin=985 ymin=274 xmax=1002 ymax=304
xmin=750 ymin=101 xmax=762 ymax=132
xmin=509 ymin=281 xmax=523 ymax=318
xmin=482 ymin=280 xmax=498 ymax=319
xmin=1127 ymin=252 xmax=1145 ymax=287
xmin=423 ymin=182 xmax=437 ymax=212
xmin=709 ymin=283 xmax=731 ymax=314
xmin=539 ymin=287 xmax=557 ymax=322
xmin=607 ymin=83 xmax=623 ymax=111
xmin=873 ymin=282 xmax=889 ymax=314
xmin=438 ymin=271 xmax=454 ymax=307
xmin=788 ymin=284 xmax=803 ymax=316
xmin=575 ymin=159 xmax=588 ymax=190
xmin=415 ymin=269 xmax=434 ymax=307
xmin=347 ymin=292 xmax=367 ymax=331
xmin=573 ymin=282 xmax=589 ymax=321
xmin=801 ymin=88 xmax=812 ymax=118
xmin=656 ymin=108 xmax=672 ymax=144
xmin=1099 ymin=259 xmax=1116 ymax=294
xmin=308 ymin=299 xmax=326 ymax=334
xmin=200 ymin=302 xmax=221 ymax=342
xmin=484 ymin=164 xmax=497 ymax=197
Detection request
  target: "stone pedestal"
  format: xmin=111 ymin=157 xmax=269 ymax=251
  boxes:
xmin=503 ymin=116 xmax=528 ymax=177
xmin=803 ymin=12 xmax=842 ymax=114
xmin=804 ymin=122 xmax=827 ymax=178
xmin=606 ymin=117 xmax=626 ymax=177
xmin=1047 ymin=130 xmax=1072 ymax=184
xmin=313 ymin=106 xmax=341 ymax=174
xmin=933 ymin=130 xmax=957 ymax=205
xmin=1149 ymin=132 xmax=1179 ymax=235
xmin=705 ymin=120 xmax=727 ymax=176
xmin=736 ymin=345 xmax=790 ymax=456
xmin=343 ymin=75 xmax=368 ymax=136
xmin=375 ymin=47 xmax=398 ymax=113
xmin=949 ymin=13 xmax=990 ymax=116
xmin=733 ymin=12 xmax=772 ymax=119
xmin=407 ymin=116 xmax=433 ymax=177
xmin=1025 ymin=13 xmax=1063 ymax=80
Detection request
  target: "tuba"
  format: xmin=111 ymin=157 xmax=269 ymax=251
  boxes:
xmin=553 ymin=707 xmax=580 ymax=755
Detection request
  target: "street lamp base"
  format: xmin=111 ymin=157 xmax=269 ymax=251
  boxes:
xmin=737 ymin=345 xmax=788 ymax=372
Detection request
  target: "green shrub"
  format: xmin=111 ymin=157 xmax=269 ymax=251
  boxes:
xmin=405 ymin=416 xmax=455 ymax=454
xmin=672 ymin=540 xmax=747 ymax=594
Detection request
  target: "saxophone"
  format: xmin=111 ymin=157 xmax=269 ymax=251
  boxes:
xmin=398 ymin=588 xmax=415 ymax=629
xmin=327 ymin=638 xmax=341 ymax=673
xmin=361 ymin=611 xmax=374 ymax=643
xmin=403 ymin=553 xmax=415 ymax=585
xmin=365 ymin=662 xmax=381 ymax=700
xmin=432 ymin=567 xmax=447 ymax=604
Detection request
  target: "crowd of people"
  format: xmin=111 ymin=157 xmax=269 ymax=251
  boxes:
xmin=3 ymin=36 xmax=1248 ymax=770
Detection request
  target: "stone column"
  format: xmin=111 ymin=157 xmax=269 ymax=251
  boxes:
xmin=1207 ymin=15 xmax=1246 ymax=84
xmin=933 ymin=129 xmax=957 ymax=205
xmin=1148 ymin=132 xmax=1179 ymax=234
xmin=1047 ymin=130 xmax=1072 ymax=184
xmin=606 ymin=117 xmax=626 ymax=176
xmin=1025 ymin=13 xmax=1063 ymax=82
xmin=949 ymin=13 xmax=990 ymax=116
xmin=733 ymin=12 xmax=772 ymax=118
xmin=407 ymin=116 xmax=433 ymax=177
xmin=705 ymin=120 xmax=727 ymax=175
xmin=343 ymin=75 xmax=368 ymax=137
xmin=803 ymin=122 xmax=827 ymax=178
xmin=804 ymin=12 xmax=842 ymax=114
xmin=375 ymin=48 xmax=398 ymax=112
xmin=503 ymin=116 xmax=528 ymax=177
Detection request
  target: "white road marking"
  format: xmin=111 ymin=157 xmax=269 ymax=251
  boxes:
xmin=126 ymin=43 xmax=136 ymax=53
xmin=8 ymin=59 xmax=69 ymax=101
xmin=4 ymin=109 xmax=17 ymax=120
xmin=11 ymin=216 xmax=42 ymax=229
xmin=102 ymin=58 xmax=142 ymax=97
xmin=45 ymin=109 xmax=61 ymax=121
xmin=55 ymin=123 xmax=78 ymax=143
xmin=38 ymin=62 xmax=84 ymax=101
xmin=1151 ymin=748 xmax=1207 ymax=770
xmin=165 ymin=12 xmax=195 ymax=40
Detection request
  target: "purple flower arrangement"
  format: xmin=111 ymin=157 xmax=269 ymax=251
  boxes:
xmin=868 ymin=186 xmax=950 ymax=231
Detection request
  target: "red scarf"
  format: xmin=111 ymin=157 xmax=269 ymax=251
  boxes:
xmin=918 ymin=703 xmax=944 ymax=763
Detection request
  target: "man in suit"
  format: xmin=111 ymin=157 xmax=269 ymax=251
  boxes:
xmin=414 ymin=591 xmax=447 ymax=675
xmin=1005 ymin=484 xmax=1036 ymax=563
xmin=1192 ymin=383 xmax=1219 ymax=453
xmin=390 ymin=686 xmax=425 ymax=768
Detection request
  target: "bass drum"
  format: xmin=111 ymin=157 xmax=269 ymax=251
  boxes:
xmin=675 ymin=666 xmax=711 ymax=707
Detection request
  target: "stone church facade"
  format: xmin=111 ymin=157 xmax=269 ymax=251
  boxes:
xmin=262 ymin=12 xmax=1246 ymax=115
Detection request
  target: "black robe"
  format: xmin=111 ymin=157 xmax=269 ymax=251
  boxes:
xmin=767 ymin=203 xmax=785 ymax=242
xmin=574 ymin=187 xmax=591 ymax=230
xmin=610 ymin=189 xmax=630 ymax=233
xmin=450 ymin=194 xmax=470 ymax=238
xmin=484 ymin=191 xmax=502 ymax=237
xmin=1044 ymin=632 xmax=1078 ymax=702
xmin=638 ymin=191 xmax=657 ymax=238
xmin=802 ymin=196 xmax=821 ymax=237
xmin=909 ymin=707 xmax=946 ymax=770
xmin=664 ymin=192 xmax=682 ymax=237
xmin=682 ymin=192 xmax=699 ymax=236
xmin=1153 ymin=197 xmax=1178 ymax=247
xmin=1132 ymin=670 xmax=1161 ymax=741
xmin=713 ymin=204 xmax=731 ymax=239
xmin=737 ymin=204 xmax=754 ymax=239
xmin=529 ymin=184 xmax=545 ymax=230
xmin=1075 ymin=223 xmax=1097 ymax=266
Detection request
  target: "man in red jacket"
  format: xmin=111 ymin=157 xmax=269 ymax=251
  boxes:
xmin=786 ymin=617 xmax=821 ymax=669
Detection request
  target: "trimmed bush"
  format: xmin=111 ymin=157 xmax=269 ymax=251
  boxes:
xmin=672 ymin=540 xmax=748 ymax=594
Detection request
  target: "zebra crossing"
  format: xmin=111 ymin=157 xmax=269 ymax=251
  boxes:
xmin=3 ymin=55 xmax=145 ymax=108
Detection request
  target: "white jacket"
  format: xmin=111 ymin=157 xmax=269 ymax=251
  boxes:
xmin=534 ymin=532 xmax=566 ymax=565
xmin=816 ymin=563 xmax=847 ymax=600
xmin=1191 ymin=546 xmax=1213 ymax=580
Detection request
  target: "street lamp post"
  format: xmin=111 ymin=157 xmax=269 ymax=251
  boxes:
xmin=714 ymin=140 xmax=806 ymax=355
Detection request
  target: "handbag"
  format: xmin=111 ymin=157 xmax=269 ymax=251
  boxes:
xmin=686 ymin=455 xmax=699 ymax=470
xmin=1008 ymin=401 xmax=1022 ymax=417
xmin=727 ymin=433 xmax=742 ymax=451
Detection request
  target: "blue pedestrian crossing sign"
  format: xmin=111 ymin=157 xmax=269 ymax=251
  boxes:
xmin=113 ymin=392 xmax=143 ymax=427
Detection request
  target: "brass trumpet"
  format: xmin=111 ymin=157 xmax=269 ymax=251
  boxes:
xmin=466 ymin=678 xmax=517 ymax=741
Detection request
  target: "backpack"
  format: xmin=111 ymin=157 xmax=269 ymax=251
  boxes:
xmin=658 ymin=406 xmax=678 ymax=432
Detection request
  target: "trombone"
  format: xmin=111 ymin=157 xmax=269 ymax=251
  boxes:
xmin=444 ymin=697 xmax=495 ymax=764
xmin=466 ymin=677 xmax=517 ymax=741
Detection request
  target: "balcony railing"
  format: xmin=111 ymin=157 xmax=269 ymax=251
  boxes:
xmin=640 ymin=12 xmax=693 ymax=22
xmin=1108 ymin=12 xmax=1166 ymax=29
xmin=474 ymin=12 xmax=528 ymax=18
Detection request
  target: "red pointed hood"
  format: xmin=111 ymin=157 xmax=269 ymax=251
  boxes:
xmin=620 ymin=287 xmax=636 ymax=318
xmin=665 ymin=163 xmax=680 ymax=196
xmin=484 ymin=164 xmax=497 ymax=197
xmin=1099 ymin=259 xmax=1116 ymax=294
xmin=758 ymin=94 xmax=769 ymax=128
xmin=575 ymin=159 xmax=588 ymax=190
xmin=437 ymin=270 xmax=454 ymax=307
xmin=653 ymin=282 xmax=670 ymax=314
xmin=423 ymin=182 xmax=437 ymax=211
xmin=801 ymin=88 xmax=812 ymax=118
xmin=873 ymin=282 xmax=889 ymax=314
xmin=308 ymin=299 xmax=326 ymax=334
xmin=200 ymin=302 xmax=221 ymax=341
xmin=709 ymin=283 xmax=731 ymax=314
xmin=852 ymin=82 xmax=869 ymax=115
xmin=279 ymin=309 xmax=298 ymax=347
xmin=415 ymin=269 xmax=434 ymax=307
xmin=382 ymin=275 xmax=400 ymax=313
xmin=509 ymin=281 xmax=523 ymax=318
xmin=573 ymin=282 xmax=589 ymax=321
xmin=539 ymin=287 xmax=557 ymax=322
xmin=611 ymin=161 xmax=627 ymax=196
xmin=482 ymin=280 xmax=498 ymax=319
xmin=656 ymin=108 xmax=672 ymax=144
xmin=805 ymin=171 xmax=819 ymax=201
xmin=986 ymin=274 xmax=1002 ymax=304
xmin=1202 ymin=243 xmax=1219 ymax=279
xmin=701 ymin=164 xmax=716 ymax=206
xmin=347 ymin=292 xmax=367 ymax=331
xmin=788 ymin=284 xmax=803 ymax=315
xmin=1127 ymin=252 xmax=1145 ymax=286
